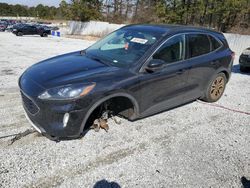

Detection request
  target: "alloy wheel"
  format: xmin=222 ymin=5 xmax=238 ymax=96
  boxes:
xmin=210 ymin=76 xmax=225 ymax=101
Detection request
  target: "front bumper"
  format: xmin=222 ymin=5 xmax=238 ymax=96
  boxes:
xmin=21 ymin=90 xmax=91 ymax=140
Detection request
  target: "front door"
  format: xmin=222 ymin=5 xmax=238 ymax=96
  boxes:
xmin=139 ymin=34 xmax=191 ymax=117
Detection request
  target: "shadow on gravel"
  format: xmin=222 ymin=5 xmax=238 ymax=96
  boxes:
xmin=232 ymin=64 xmax=250 ymax=75
xmin=241 ymin=176 xmax=250 ymax=188
xmin=93 ymin=179 xmax=121 ymax=188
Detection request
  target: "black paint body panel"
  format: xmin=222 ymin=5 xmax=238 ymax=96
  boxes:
xmin=19 ymin=24 xmax=233 ymax=140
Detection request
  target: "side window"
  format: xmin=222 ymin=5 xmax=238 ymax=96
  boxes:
xmin=153 ymin=35 xmax=185 ymax=64
xmin=208 ymin=35 xmax=222 ymax=51
xmin=187 ymin=34 xmax=210 ymax=58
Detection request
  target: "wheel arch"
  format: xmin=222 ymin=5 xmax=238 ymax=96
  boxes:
xmin=79 ymin=92 xmax=140 ymax=133
xmin=219 ymin=70 xmax=230 ymax=82
xmin=201 ymin=68 xmax=230 ymax=98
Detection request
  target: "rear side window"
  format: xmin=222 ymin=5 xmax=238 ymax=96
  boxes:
xmin=208 ymin=35 xmax=222 ymax=50
xmin=187 ymin=34 xmax=211 ymax=58
xmin=153 ymin=35 xmax=185 ymax=64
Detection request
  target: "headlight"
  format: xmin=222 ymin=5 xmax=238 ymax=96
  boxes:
xmin=38 ymin=83 xmax=96 ymax=100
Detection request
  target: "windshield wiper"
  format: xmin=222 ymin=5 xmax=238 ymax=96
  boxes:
xmin=85 ymin=53 xmax=110 ymax=66
xmin=91 ymin=57 xmax=110 ymax=66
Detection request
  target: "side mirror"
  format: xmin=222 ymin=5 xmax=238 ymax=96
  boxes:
xmin=145 ymin=59 xmax=165 ymax=72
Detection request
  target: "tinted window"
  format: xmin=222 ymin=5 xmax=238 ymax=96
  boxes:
xmin=188 ymin=34 xmax=210 ymax=58
xmin=153 ymin=35 xmax=185 ymax=64
xmin=208 ymin=35 xmax=221 ymax=50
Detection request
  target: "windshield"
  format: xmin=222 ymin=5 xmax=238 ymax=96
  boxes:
xmin=85 ymin=28 xmax=163 ymax=66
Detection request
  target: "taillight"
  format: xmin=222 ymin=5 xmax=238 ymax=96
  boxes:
xmin=231 ymin=51 xmax=235 ymax=60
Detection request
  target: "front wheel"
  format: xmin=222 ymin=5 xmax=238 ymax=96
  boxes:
xmin=17 ymin=32 xmax=23 ymax=36
xmin=201 ymin=73 xmax=227 ymax=102
xmin=41 ymin=33 xmax=48 ymax=37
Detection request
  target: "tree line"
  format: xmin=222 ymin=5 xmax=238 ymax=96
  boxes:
xmin=0 ymin=0 xmax=249 ymax=33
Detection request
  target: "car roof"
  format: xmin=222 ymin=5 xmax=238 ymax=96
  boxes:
xmin=122 ymin=24 xmax=222 ymax=36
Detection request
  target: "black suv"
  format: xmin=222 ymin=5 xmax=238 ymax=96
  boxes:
xmin=239 ymin=48 xmax=250 ymax=72
xmin=19 ymin=24 xmax=234 ymax=140
xmin=12 ymin=24 xmax=51 ymax=37
xmin=0 ymin=21 xmax=7 ymax=31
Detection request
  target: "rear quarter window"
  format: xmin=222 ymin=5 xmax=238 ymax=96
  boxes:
xmin=187 ymin=34 xmax=211 ymax=58
xmin=208 ymin=35 xmax=222 ymax=50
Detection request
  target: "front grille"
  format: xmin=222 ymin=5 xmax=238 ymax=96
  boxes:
xmin=21 ymin=92 xmax=39 ymax=115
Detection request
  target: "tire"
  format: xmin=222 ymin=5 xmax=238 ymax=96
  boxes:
xmin=201 ymin=73 xmax=227 ymax=103
xmin=17 ymin=32 xmax=23 ymax=36
xmin=240 ymin=66 xmax=247 ymax=72
xmin=41 ymin=33 xmax=48 ymax=37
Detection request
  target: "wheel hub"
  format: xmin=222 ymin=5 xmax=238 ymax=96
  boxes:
xmin=210 ymin=76 xmax=225 ymax=100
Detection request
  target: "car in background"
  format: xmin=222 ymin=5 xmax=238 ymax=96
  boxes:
xmin=0 ymin=21 xmax=7 ymax=31
xmin=239 ymin=48 xmax=250 ymax=72
xmin=12 ymin=24 xmax=51 ymax=37
xmin=44 ymin=25 xmax=59 ymax=31
xmin=19 ymin=24 xmax=234 ymax=140
xmin=5 ymin=25 xmax=14 ymax=32
xmin=35 ymin=24 xmax=59 ymax=32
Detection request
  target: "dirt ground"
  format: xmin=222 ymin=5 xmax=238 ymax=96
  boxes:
xmin=0 ymin=32 xmax=249 ymax=188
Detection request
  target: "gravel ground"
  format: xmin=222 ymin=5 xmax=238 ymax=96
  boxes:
xmin=0 ymin=32 xmax=249 ymax=188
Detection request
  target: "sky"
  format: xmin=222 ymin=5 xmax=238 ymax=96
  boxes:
xmin=0 ymin=0 xmax=68 ymax=7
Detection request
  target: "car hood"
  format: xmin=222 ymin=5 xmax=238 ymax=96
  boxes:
xmin=21 ymin=51 xmax=119 ymax=92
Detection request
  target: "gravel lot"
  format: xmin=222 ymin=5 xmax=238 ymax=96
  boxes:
xmin=0 ymin=32 xmax=249 ymax=188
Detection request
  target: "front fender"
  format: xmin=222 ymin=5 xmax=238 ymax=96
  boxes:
xmin=79 ymin=92 xmax=140 ymax=133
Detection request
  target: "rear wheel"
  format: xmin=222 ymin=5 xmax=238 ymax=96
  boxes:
xmin=201 ymin=73 xmax=227 ymax=102
xmin=17 ymin=31 xmax=23 ymax=36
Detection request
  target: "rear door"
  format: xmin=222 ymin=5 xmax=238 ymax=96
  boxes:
xmin=183 ymin=33 xmax=223 ymax=102
xmin=139 ymin=34 xmax=191 ymax=116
